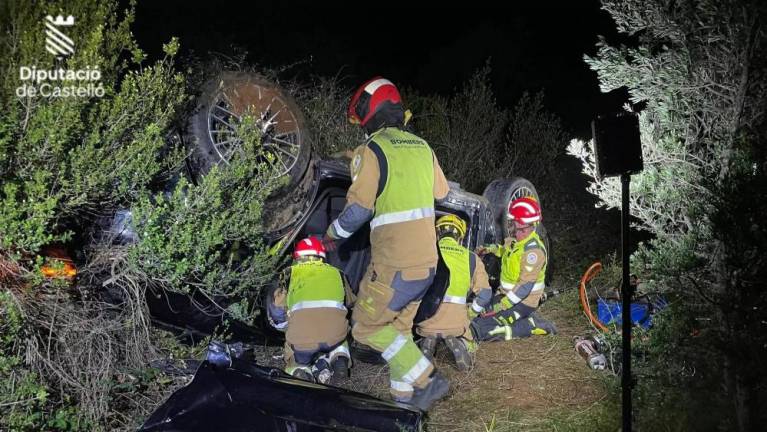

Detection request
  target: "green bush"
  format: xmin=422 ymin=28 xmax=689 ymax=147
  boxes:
xmin=0 ymin=0 xmax=187 ymax=257
xmin=0 ymin=0 xmax=188 ymax=428
xmin=293 ymin=75 xmax=363 ymax=158
xmin=0 ymin=0 xmax=279 ymax=429
xmin=409 ymin=66 xmax=565 ymax=194
xmin=0 ymin=292 xmax=68 ymax=431
xmin=128 ymin=113 xmax=279 ymax=322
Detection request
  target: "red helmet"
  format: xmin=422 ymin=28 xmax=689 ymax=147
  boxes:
xmin=347 ymin=77 xmax=403 ymax=126
xmin=508 ymin=197 xmax=542 ymax=225
xmin=293 ymin=236 xmax=326 ymax=260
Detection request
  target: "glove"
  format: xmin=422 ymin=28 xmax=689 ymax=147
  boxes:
xmin=475 ymin=245 xmax=490 ymax=256
xmin=468 ymin=307 xmax=480 ymax=320
xmin=490 ymin=294 xmax=514 ymax=312
xmin=273 ymin=288 xmax=286 ymax=305
xmin=494 ymin=315 xmax=515 ymax=327
xmin=476 ymin=244 xmax=500 ymax=257
xmin=322 ymin=235 xmax=338 ymax=253
xmin=499 ymin=296 xmax=514 ymax=310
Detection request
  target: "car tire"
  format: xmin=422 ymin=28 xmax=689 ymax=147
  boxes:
xmin=185 ymin=71 xmax=312 ymax=190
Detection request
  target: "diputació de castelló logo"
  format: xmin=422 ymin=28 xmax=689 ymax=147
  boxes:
xmin=45 ymin=14 xmax=75 ymax=57
xmin=16 ymin=14 xmax=105 ymax=98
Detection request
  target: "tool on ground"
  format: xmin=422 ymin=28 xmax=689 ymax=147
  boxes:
xmin=574 ymin=336 xmax=607 ymax=370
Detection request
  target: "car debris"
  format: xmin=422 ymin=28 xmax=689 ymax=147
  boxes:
xmin=140 ymin=358 xmax=424 ymax=432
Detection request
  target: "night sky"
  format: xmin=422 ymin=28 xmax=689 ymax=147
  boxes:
xmin=131 ymin=2 xmax=630 ymax=137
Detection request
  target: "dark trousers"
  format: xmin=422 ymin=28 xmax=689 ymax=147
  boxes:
xmin=471 ymin=310 xmax=557 ymax=341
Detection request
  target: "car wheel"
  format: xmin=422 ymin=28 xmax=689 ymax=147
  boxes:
xmin=185 ymin=71 xmax=312 ymax=189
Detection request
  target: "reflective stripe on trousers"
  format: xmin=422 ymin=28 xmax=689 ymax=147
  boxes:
xmin=501 ymin=281 xmax=545 ymax=292
xmin=501 ymin=281 xmax=516 ymax=291
xmin=368 ymin=325 xmax=432 ymax=386
xmin=390 ymin=380 xmax=414 ymax=393
xmin=488 ymin=324 xmax=513 ymax=340
xmin=370 ymin=207 xmax=435 ymax=230
xmin=500 ymin=281 xmax=545 ymax=304
xmin=329 ymin=341 xmax=350 ymax=360
xmin=506 ymin=291 xmax=523 ymax=304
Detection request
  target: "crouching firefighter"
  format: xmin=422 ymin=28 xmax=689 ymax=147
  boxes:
xmin=416 ymin=215 xmax=492 ymax=371
xmin=267 ymin=236 xmax=352 ymax=383
xmin=472 ymin=197 xmax=557 ymax=340
xmin=324 ymin=77 xmax=451 ymax=410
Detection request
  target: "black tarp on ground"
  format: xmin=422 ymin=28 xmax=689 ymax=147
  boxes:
xmin=145 ymin=287 xmax=284 ymax=345
xmin=140 ymin=360 xmax=424 ymax=432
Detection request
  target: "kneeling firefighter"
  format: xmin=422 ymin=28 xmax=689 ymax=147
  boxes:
xmin=472 ymin=197 xmax=557 ymax=340
xmin=268 ymin=236 xmax=352 ymax=383
xmin=416 ymin=215 xmax=492 ymax=370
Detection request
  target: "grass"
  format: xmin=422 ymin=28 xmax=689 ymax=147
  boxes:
xmin=245 ymin=288 xmax=620 ymax=431
xmin=422 ymin=290 xmax=620 ymax=431
xmin=241 ymin=191 xmax=625 ymax=431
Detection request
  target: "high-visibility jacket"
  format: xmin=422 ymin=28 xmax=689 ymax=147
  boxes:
xmin=416 ymin=236 xmax=492 ymax=339
xmin=287 ymin=261 xmax=346 ymax=314
xmin=277 ymin=260 xmax=349 ymax=349
xmin=498 ymin=231 xmax=547 ymax=308
xmin=368 ymin=127 xmax=436 ymax=231
xmin=439 ymin=237 xmax=472 ymax=305
xmin=328 ymin=126 xmax=449 ymax=269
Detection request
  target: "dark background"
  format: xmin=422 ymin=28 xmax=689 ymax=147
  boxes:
xmin=130 ymin=2 xmax=630 ymax=137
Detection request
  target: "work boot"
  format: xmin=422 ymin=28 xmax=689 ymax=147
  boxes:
xmin=313 ymin=358 xmax=333 ymax=384
xmin=332 ymin=355 xmax=350 ymax=379
xmin=291 ymin=367 xmax=315 ymax=382
xmin=530 ymin=312 xmax=558 ymax=335
xmin=408 ymin=371 xmax=450 ymax=411
xmin=418 ymin=336 xmax=438 ymax=360
xmin=444 ymin=336 xmax=473 ymax=371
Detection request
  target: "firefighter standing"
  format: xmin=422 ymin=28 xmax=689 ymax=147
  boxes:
xmin=324 ymin=77 xmax=451 ymax=410
xmin=268 ymin=236 xmax=352 ymax=383
xmin=416 ymin=215 xmax=493 ymax=371
xmin=472 ymin=197 xmax=556 ymax=340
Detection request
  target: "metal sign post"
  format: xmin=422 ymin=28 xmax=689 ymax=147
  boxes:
xmin=620 ymin=173 xmax=632 ymax=432
xmin=591 ymin=112 xmax=643 ymax=431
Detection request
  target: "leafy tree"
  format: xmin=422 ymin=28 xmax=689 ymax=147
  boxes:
xmin=0 ymin=0 xmax=189 ymax=428
xmin=127 ymin=113 xmax=278 ymax=322
xmin=568 ymin=0 xmax=767 ymax=429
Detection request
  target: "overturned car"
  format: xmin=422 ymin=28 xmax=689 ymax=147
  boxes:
xmin=138 ymin=71 xmax=552 ymax=345
xmin=113 ymin=71 xmax=551 ymax=430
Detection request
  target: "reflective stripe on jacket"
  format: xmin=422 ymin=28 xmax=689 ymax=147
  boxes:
xmin=288 ymin=261 xmax=346 ymax=314
xmin=367 ymin=127 xmax=435 ymax=230
xmin=439 ymin=237 xmax=471 ymax=304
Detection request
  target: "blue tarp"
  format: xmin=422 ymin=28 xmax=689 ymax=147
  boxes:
xmin=597 ymin=298 xmax=664 ymax=329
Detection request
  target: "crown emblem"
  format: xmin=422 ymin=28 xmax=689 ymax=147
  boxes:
xmin=46 ymin=15 xmax=74 ymax=26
